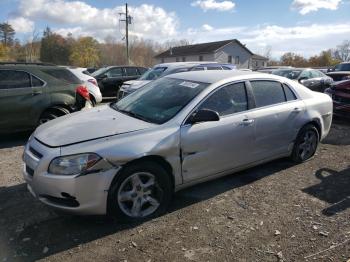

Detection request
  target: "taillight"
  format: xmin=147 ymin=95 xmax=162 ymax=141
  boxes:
xmin=88 ymin=79 xmax=98 ymax=86
xmin=76 ymin=85 xmax=90 ymax=100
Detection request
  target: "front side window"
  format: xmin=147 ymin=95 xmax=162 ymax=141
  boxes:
xmin=273 ymin=69 xmax=302 ymax=80
xmin=112 ymin=77 xmax=208 ymax=124
xmin=250 ymin=81 xmax=286 ymax=108
xmin=107 ymin=68 xmax=123 ymax=77
xmin=198 ymin=82 xmax=248 ymax=116
xmin=0 ymin=70 xmax=31 ymax=89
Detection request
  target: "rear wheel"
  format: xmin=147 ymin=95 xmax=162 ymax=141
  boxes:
xmin=291 ymin=124 xmax=319 ymax=163
xmin=108 ymin=162 xmax=172 ymax=222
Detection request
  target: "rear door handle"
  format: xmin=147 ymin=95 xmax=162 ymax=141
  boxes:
xmin=240 ymin=118 xmax=255 ymax=126
xmin=293 ymin=107 xmax=302 ymax=113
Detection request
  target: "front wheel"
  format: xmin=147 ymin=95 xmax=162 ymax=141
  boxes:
xmin=108 ymin=162 xmax=172 ymax=222
xmin=291 ymin=124 xmax=319 ymax=163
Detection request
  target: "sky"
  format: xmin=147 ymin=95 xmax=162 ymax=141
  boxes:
xmin=0 ymin=0 xmax=350 ymax=58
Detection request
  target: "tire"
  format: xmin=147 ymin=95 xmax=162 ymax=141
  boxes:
xmin=291 ymin=124 xmax=319 ymax=163
xmin=38 ymin=108 xmax=69 ymax=125
xmin=89 ymin=95 xmax=96 ymax=107
xmin=108 ymin=161 xmax=172 ymax=222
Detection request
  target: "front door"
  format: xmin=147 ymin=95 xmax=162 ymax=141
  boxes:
xmin=180 ymin=82 xmax=256 ymax=183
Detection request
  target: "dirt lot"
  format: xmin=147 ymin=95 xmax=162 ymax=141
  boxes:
xmin=0 ymin=120 xmax=349 ymax=262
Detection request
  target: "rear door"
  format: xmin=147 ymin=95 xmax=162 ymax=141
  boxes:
xmin=103 ymin=67 xmax=124 ymax=96
xmin=124 ymin=67 xmax=141 ymax=81
xmin=0 ymin=70 xmax=34 ymax=130
xmin=248 ymin=80 xmax=305 ymax=160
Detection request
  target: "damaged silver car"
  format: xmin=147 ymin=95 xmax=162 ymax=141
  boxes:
xmin=23 ymin=71 xmax=333 ymax=221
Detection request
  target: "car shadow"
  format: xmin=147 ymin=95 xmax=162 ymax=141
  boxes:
xmin=302 ymin=167 xmax=350 ymax=216
xmin=0 ymin=158 xmax=294 ymax=261
xmin=322 ymin=118 xmax=350 ymax=146
xmin=0 ymin=132 xmax=31 ymax=149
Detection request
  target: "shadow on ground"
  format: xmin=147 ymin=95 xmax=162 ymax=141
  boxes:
xmin=303 ymin=166 xmax=350 ymax=216
xmin=322 ymin=118 xmax=350 ymax=146
xmin=0 ymin=159 xmax=294 ymax=261
xmin=0 ymin=132 xmax=31 ymax=150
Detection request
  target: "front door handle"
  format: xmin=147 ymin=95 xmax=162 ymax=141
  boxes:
xmin=292 ymin=107 xmax=302 ymax=113
xmin=240 ymin=118 xmax=254 ymax=126
xmin=32 ymin=90 xmax=42 ymax=96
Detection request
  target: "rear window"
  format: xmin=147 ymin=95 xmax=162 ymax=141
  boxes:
xmin=125 ymin=67 xmax=139 ymax=76
xmin=42 ymin=69 xmax=81 ymax=84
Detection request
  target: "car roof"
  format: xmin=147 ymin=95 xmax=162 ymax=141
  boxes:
xmin=155 ymin=62 xmax=217 ymax=68
xmin=166 ymin=70 xmax=268 ymax=84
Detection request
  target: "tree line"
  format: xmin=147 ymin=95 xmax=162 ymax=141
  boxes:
xmin=0 ymin=22 xmax=349 ymax=68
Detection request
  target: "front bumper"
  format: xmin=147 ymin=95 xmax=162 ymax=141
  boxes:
xmin=22 ymin=137 xmax=119 ymax=215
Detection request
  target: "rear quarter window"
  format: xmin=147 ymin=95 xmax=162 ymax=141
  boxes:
xmin=41 ymin=68 xmax=81 ymax=84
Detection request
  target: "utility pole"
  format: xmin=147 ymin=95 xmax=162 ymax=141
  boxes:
xmin=119 ymin=3 xmax=131 ymax=65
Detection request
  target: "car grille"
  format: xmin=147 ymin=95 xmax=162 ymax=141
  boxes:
xmin=29 ymin=146 xmax=43 ymax=159
xmin=334 ymin=95 xmax=350 ymax=104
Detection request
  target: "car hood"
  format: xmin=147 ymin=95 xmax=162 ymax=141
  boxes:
xmin=123 ymin=80 xmax=151 ymax=90
xmin=34 ymin=105 xmax=155 ymax=147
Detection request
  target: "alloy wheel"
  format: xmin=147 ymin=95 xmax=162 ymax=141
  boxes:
xmin=297 ymin=130 xmax=318 ymax=161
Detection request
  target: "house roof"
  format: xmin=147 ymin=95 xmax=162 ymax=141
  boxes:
xmin=155 ymin=39 xmax=254 ymax=58
xmin=252 ymin=54 xmax=269 ymax=61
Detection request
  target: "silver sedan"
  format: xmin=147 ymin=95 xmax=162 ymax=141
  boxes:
xmin=23 ymin=71 xmax=333 ymax=221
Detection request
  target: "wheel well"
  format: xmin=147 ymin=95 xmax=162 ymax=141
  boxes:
xmin=40 ymin=105 xmax=71 ymax=118
xmin=308 ymin=120 xmax=322 ymax=140
xmin=120 ymin=155 xmax=175 ymax=190
xmin=89 ymin=94 xmax=96 ymax=104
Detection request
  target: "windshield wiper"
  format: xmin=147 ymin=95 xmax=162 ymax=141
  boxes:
xmin=115 ymin=108 xmax=153 ymax=123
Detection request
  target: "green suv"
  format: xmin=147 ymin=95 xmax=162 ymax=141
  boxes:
xmin=0 ymin=63 xmax=90 ymax=134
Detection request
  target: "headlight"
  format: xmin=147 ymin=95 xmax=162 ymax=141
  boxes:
xmin=48 ymin=153 xmax=101 ymax=175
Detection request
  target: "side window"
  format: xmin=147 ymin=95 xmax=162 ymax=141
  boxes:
xmin=138 ymin=67 xmax=147 ymax=74
xmin=0 ymin=70 xmax=31 ymax=89
xmin=107 ymin=68 xmax=123 ymax=77
xmin=42 ymin=69 xmax=81 ymax=84
xmin=300 ymin=70 xmax=312 ymax=79
xmin=198 ymin=82 xmax=248 ymax=116
xmin=31 ymin=75 xmax=44 ymax=87
xmin=207 ymin=66 xmax=223 ymax=70
xmin=192 ymin=67 xmax=205 ymax=71
xmin=250 ymin=81 xmax=286 ymax=107
xmin=283 ymin=84 xmax=297 ymax=101
xmin=125 ymin=67 xmax=139 ymax=76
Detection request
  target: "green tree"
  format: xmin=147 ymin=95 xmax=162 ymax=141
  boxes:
xmin=0 ymin=22 xmax=15 ymax=47
xmin=40 ymin=27 xmax=70 ymax=64
xmin=69 ymin=37 xmax=100 ymax=67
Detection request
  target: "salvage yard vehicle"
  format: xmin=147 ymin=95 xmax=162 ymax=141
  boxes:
xmin=272 ymin=68 xmax=333 ymax=92
xmin=65 ymin=66 xmax=102 ymax=105
xmin=325 ymin=79 xmax=350 ymax=118
xmin=23 ymin=70 xmax=333 ymax=221
xmin=0 ymin=62 xmax=92 ymax=134
xmin=327 ymin=62 xmax=350 ymax=81
xmin=117 ymin=62 xmax=234 ymax=100
xmin=91 ymin=66 xmax=148 ymax=97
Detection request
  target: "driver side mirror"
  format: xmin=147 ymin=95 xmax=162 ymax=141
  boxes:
xmin=299 ymin=77 xmax=308 ymax=83
xmin=187 ymin=109 xmax=220 ymax=124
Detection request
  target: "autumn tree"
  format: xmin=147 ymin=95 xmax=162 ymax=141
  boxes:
xmin=280 ymin=52 xmax=308 ymax=67
xmin=0 ymin=22 xmax=15 ymax=47
xmin=69 ymin=37 xmax=100 ymax=67
xmin=40 ymin=27 xmax=70 ymax=64
xmin=308 ymin=50 xmax=340 ymax=67
xmin=0 ymin=43 xmax=9 ymax=61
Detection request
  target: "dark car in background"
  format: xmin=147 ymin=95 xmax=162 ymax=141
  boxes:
xmin=92 ymin=66 xmax=148 ymax=97
xmin=327 ymin=62 xmax=350 ymax=81
xmin=256 ymin=66 xmax=294 ymax=74
xmin=325 ymin=79 xmax=350 ymax=118
xmin=272 ymin=68 xmax=333 ymax=92
xmin=0 ymin=62 xmax=91 ymax=134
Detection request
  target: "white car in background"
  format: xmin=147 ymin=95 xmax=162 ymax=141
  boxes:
xmin=65 ymin=67 xmax=103 ymax=105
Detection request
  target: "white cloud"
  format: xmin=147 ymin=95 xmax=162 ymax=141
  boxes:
xmin=292 ymin=0 xmax=341 ymax=14
xmin=202 ymin=24 xmax=214 ymax=31
xmin=12 ymin=0 xmax=178 ymax=41
xmin=191 ymin=0 xmax=235 ymax=12
xmin=8 ymin=17 xmax=34 ymax=33
xmin=183 ymin=23 xmax=350 ymax=58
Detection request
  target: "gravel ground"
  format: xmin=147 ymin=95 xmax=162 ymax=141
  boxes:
xmin=0 ymin=120 xmax=349 ymax=262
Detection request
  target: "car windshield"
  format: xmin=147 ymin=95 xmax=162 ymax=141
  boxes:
xmin=334 ymin=63 xmax=350 ymax=71
xmin=139 ymin=67 xmax=167 ymax=80
xmin=273 ymin=69 xmax=302 ymax=80
xmin=91 ymin=67 xmax=107 ymax=77
xmin=111 ymin=77 xmax=209 ymax=124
